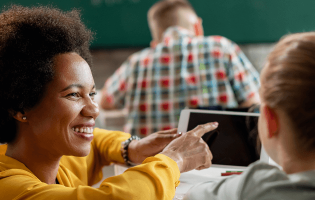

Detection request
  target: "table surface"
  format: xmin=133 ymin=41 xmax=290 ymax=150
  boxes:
xmin=114 ymin=164 xmax=246 ymax=200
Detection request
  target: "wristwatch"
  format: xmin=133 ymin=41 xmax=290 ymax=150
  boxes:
xmin=121 ymin=135 xmax=140 ymax=166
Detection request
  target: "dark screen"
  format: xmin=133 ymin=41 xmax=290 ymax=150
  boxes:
xmin=187 ymin=112 xmax=260 ymax=167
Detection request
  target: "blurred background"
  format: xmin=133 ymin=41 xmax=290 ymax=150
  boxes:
xmin=2 ymin=0 xmax=315 ymax=90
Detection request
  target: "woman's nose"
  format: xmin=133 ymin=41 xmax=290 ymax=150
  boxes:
xmin=81 ymin=97 xmax=100 ymax=119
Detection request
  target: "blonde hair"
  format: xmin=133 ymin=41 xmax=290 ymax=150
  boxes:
xmin=147 ymin=0 xmax=196 ymax=41
xmin=261 ymin=32 xmax=315 ymax=151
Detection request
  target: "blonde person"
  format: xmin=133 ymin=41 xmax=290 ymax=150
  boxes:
xmin=0 ymin=5 xmax=216 ymax=200
xmin=100 ymin=0 xmax=260 ymax=137
xmin=184 ymin=32 xmax=315 ymax=199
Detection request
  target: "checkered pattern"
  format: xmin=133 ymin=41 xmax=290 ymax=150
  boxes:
xmin=102 ymin=26 xmax=260 ymax=137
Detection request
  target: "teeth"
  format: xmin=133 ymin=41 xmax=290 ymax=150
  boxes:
xmin=72 ymin=127 xmax=93 ymax=134
xmin=85 ymin=133 xmax=94 ymax=138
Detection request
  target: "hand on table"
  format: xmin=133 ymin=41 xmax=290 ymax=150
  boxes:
xmin=128 ymin=128 xmax=180 ymax=164
xmin=161 ymin=122 xmax=218 ymax=173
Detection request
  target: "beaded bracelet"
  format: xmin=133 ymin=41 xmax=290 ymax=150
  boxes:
xmin=121 ymin=135 xmax=140 ymax=166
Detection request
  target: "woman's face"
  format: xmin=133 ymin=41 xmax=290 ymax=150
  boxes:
xmin=25 ymin=52 xmax=99 ymax=157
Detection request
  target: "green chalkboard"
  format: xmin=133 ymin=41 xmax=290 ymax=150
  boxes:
xmin=1 ymin=0 xmax=315 ymax=48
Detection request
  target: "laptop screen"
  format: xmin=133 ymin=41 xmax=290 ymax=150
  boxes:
xmin=187 ymin=112 xmax=260 ymax=167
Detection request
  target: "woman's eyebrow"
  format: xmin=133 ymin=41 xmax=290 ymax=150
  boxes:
xmin=60 ymin=84 xmax=84 ymax=92
xmin=60 ymin=84 xmax=96 ymax=92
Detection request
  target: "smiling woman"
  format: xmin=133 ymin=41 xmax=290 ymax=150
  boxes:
xmin=0 ymin=5 xmax=217 ymax=200
xmin=21 ymin=52 xmax=99 ymax=158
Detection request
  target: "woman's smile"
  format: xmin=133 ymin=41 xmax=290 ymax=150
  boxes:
xmin=71 ymin=123 xmax=95 ymax=141
xmin=22 ymin=52 xmax=100 ymax=157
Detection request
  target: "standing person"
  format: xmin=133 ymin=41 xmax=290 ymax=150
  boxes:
xmin=0 ymin=5 xmax=216 ymax=200
xmin=100 ymin=0 xmax=260 ymax=137
xmin=184 ymin=32 xmax=315 ymax=199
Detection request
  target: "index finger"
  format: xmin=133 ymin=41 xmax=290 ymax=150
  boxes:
xmin=157 ymin=128 xmax=178 ymax=134
xmin=187 ymin=122 xmax=219 ymax=138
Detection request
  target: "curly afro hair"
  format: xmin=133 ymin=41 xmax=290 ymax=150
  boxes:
xmin=0 ymin=5 xmax=93 ymax=143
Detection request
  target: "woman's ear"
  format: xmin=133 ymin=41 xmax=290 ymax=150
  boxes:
xmin=263 ymin=106 xmax=279 ymax=138
xmin=12 ymin=111 xmax=28 ymax=122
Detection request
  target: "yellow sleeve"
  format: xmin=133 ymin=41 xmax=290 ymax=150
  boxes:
xmin=0 ymin=154 xmax=180 ymax=200
xmin=88 ymin=128 xmax=130 ymax=165
xmin=0 ymin=144 xmax=7 ymax=155
xmin=100 ymin=154 xmax=181 ymax=200
xmin=1 ymin=128 xmax=181 ymax=199
xmin=60 ymin=128 xmax=130 ymax=186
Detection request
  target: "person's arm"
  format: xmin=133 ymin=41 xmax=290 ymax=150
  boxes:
xmin=58 ymin=128 xmax=131 ymax=186
xmin=225 ymin=40 xmax=261 ymax=107
xmin=1 ymin=127 xmax=180 ymax=200
xmin=62 ymin=128 xmax=180 ymax=186
xmin=0 ymin=122 xmax=218 ymax=200
xmin=100 ymin=58 xmax=132 ymax=110
xmin=0 ymin=154 xmax=180 ymax=200
xmin=84 ymin=126 xmax=210 ymax=184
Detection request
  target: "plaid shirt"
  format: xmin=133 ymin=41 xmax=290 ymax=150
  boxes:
xmin=102 ymin=26 xmax=260 ymax=137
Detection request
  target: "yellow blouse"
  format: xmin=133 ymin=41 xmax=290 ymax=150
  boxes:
xmin=0 ymin=128 xmax=180 ymax=200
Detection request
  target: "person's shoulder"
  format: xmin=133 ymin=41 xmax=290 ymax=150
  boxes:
xmin=119 ymin=47 xmax=153 ymax=69
xmin=236 ymin=161 xmax=288 ymax=199
xmin=0 ymin=161 xmax=36 ymax=178
xmin=240 ymin=161 xmax=315 ymax=199
xmin=202 ymin=35 xmax=235 ymax=46
xmin=244 ymin=161 xmax=287 ymax=180
xmin=127 ymin=47 xmax=152 ymax=60
xmin=0 ymin=155 xmax=41 ymax=199
xmin=0 ymin=154 xmax=33 ymax=173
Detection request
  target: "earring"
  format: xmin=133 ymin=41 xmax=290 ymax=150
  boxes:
xmin=22 ymin=116 xmax=27 ymax=120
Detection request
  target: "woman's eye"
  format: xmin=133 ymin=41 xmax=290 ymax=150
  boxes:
xmin=67 ymin=93 xmax=80 ymax=98
xmin=89 ymin=92 xmax=97 ymax=98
